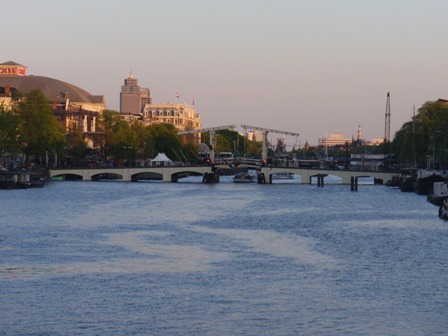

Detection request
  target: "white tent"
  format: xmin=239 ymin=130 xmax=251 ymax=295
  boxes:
xmin=152 ymin=153 xmax=172 ymax=163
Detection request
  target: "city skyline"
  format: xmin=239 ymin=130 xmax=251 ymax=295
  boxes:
xmin=3 ymin=0 xmax=448 ymax=145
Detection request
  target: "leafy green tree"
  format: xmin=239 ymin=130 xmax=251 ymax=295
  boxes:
xmin=393 ymin=100 xmax=448 ymax=168
xmin=99 ymin=110 xmax=138 ymax=162
xmin=0 ymin=103 xmax=22 ymax=158
xmin=130 ymin=120 xmax=148 ymax=159
xmin=215 ymin=134 xmax=232 ymax=152
xmin=181 ymin=141 xmax=199 ymax=162
xmin=16 ymin=90 xmax=66 ymax=164
xmin=145 ymin=123 xmax=183 ymax=160
xmin=111 ymin=120 xmax=137 ymax=161
xmin=65 ymin=125 xmax=87 ymax=166
xmin=245 ymin=139 xmax=262 ymax=156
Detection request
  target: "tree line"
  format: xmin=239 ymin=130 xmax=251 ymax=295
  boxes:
xmin=2 ymin=89 xmax=446 ymax=169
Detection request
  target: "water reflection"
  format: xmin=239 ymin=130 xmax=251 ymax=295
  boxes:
xmin=191 ymin=226 xmax=336 ymax=265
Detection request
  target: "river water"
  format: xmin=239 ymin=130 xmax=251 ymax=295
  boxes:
xmin=1 ymin=176 xmax=447 ymax=335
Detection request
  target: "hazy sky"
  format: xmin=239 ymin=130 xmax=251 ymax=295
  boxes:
xmin=3 ymin=0 xmax=448 ymax=145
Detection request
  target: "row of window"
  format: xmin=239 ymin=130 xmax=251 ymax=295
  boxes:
xmin=145 ymin=110 xmax=178 ymax=117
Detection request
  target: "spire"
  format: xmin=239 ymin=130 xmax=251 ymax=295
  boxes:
xmin=357 ymin=125 xmax=362 ymax=140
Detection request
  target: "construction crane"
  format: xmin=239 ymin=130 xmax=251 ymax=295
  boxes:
xmin=384 ymin=92 xmax=391 ymax=143
xmin=240 ymin=124 xmax=300 ymax=161
xmin=178 ymin=125 xmax=236 ymax=163
xmin=384 ymin=92 xmax=391 ymax=168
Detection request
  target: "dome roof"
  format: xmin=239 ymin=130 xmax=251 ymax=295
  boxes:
xmin=0 ymin=75 xmax=104 ymax=105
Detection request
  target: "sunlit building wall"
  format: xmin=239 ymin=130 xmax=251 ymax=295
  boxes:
xmin=142 ymin=103 xmax=201 ymax=132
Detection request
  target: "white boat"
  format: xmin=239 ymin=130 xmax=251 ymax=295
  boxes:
xmin=233 ymin=172 xmax=256 ymax=183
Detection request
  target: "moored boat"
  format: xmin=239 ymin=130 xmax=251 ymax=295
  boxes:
xmin=0 ymin=169 xmax=32 ymax=189
xmin=399 ymin=168 xmax=417 ymax=192
xmin=427 ymin=182 xmax=448 ymax=206
xmin=414 ymin=169 xmax=445 ymax=195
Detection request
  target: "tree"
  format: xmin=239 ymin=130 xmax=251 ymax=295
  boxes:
xmin=99 ymin=110 xmax=138 ymax=162
xmin=65 ymin=124 xmax=86 ymax=167
xmin=145 ymin=123 xmax=183 ymax=160
xmin=0 ymin=103 xmax=22 ymax=159
xmin=15 ymin=90 xmax=66 ymax=164
xmin=130 ymin=120 xmax=148 ymax=159
xmin=393 ymin=100 xmax=448 ymax=168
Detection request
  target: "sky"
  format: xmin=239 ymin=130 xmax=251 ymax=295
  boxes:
xmin=3 ymin=0 xmax=448 ymax=146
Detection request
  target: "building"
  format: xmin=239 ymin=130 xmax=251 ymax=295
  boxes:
xmin=0 ymin=61 xmax=106 ymax=148
xmin=0 ymin=61 xmax=27 ymax=76
xmin=119 ymin=73 xmax=200 ymax=133
xmin=319 ymin=126 xmax=384 ymax=148
xmin=247 ymin=130 xmax=264 ymax=142
xmin=119 ymin=73 xmax=151 ymax=115
xmin=142 ymin=102 xmax=201 ymax=132
xmin=319 ymin=133 xmax=352 ymax=147
xmin=369 ymin=138 xmax=384 ymax=146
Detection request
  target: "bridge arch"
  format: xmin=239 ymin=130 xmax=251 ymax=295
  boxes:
xmin=51 ymin=173 xmax=83 ymax=181
xmin=91 ymin=172 xmax=123 ymax=181
xmin=173 ymin=170 xmax=204 ymax=180
xmin=50 ymin=166 xmax=213 ymax=182
xmin=131 ymin=172 xmax=163 ymax=182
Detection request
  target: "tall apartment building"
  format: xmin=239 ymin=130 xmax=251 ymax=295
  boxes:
xmin=120 ymin=73 xmax=151 ymax=115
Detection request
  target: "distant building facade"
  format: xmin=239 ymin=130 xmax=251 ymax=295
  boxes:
xmin=319 ymin=125 xmax=384 ymax=147
xmin=120 ymin=73 xmax=151 ymax=115
xmin=319 ymin=133 xmax=352 ymax=147
xmin=0 ymin=61 xmax=106 ymax=149
xmin=248 ymin=130 xmax=264 ymax=142
xmin=119 ymin=73 xmax=201 ymax=133
xmin=142 ymin=103 xmax=201 ymax=132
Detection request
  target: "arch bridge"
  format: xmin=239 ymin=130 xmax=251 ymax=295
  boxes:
xmin=50 ymin=166 xmax=213 ymax=182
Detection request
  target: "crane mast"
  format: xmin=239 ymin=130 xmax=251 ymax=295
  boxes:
xmin=384 ymin=92 xmax=391 ymax=168
xmin=384 ymin=92 xmax=391 ymax=143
